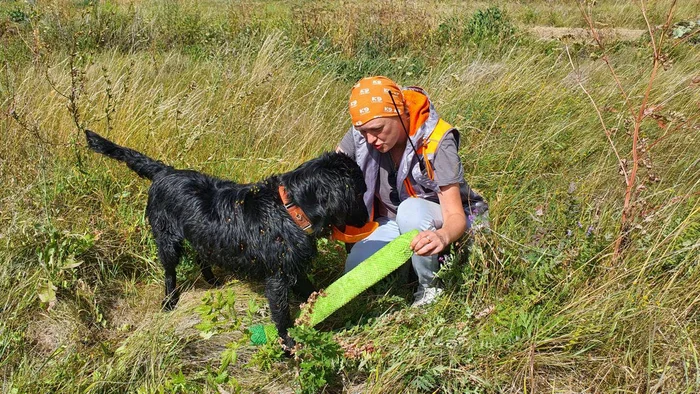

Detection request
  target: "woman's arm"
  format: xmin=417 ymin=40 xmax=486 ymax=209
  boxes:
xmin=410 ymin=183 xmax=466 ymax=256
xmin=336 ymin=127 xmax=356 ymax=156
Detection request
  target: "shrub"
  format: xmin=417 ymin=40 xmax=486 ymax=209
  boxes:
xmin=465 ymin=6 xmax=516 ymax=46
xmin=434 ymin=7 xmax=516 ymax=49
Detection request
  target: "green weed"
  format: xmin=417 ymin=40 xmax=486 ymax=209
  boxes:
xmin=288 ymin=325 xmax=347 ymax=394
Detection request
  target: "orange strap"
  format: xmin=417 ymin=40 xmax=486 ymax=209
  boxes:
xmin=417 ymin=118 xmax=453 ymax=181
xmin=331 ymin=204 xmax=378 ymax=243
xmin=403 ymin=118 xmax=454 ymax=198
xmin=278 ymin=185 xmax=313 ymax=234
xmin=403 ymin=178 xmax=417 ymax=197
xmin=331 ymin=221 xmax=379 ymax=243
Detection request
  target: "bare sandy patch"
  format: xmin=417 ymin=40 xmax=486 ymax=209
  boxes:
xmin=531 ymin=26 xmax=645 ymax=41
xmin=26 ymin=303 xmax=91 ymax=356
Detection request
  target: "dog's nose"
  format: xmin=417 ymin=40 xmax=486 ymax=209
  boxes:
xmin=350 ymin=208 xmax=370 ymax=227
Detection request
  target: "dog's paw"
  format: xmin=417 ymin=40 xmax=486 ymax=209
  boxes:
xmin=207 ymin=277 xmax=224 ymax=287
xmin=161 ymin=292 xmax=180 ymax=312
xmin=280 ymin=335 xmax=297 ymax=357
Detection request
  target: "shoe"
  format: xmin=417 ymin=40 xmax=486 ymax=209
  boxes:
xmin=411 ymin=287 xmax=443 ymax=308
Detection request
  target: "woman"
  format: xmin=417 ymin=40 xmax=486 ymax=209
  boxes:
xmin=335 ymin=76 xmax=488 ymax=307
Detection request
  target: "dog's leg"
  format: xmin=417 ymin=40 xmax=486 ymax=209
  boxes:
xmin=265 ymin=271 xmax=295 ymax=351
xmin=162 ymin=265 xmax=179 ymax=311
xmin=157 ymin=236 xmax=183 ymax=311
xmin=292 ymin=274 xmax=315 ymax=300
xmin=197 ymin=256 xmax=222 ymax=287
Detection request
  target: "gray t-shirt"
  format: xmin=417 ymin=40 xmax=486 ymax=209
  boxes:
xmin=338 ymin=129 xmax=463 ymax=220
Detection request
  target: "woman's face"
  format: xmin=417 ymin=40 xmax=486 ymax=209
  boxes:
xmin=356 ymin=116 xmax=408 ymax=153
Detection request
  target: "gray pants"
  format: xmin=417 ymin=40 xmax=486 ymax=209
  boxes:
xmin=345 ymin=198 xmax=444 ymax=293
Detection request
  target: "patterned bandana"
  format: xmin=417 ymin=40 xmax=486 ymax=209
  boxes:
xmin=348 ymin=76 xmax=406 ymax=127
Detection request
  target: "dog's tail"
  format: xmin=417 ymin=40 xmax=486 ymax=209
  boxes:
xmin=84 ymin=130 xmax=172 ymax=180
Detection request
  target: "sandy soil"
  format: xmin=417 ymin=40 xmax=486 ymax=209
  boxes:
xmin=531 ymin=26 xmax=645 ymax=41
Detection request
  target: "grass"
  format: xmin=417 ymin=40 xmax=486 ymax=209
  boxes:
xmin=1 ymin=0 xmax=699 ymax=392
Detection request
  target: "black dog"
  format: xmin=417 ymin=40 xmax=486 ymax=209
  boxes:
xmin=84 ymin=130 xmax=368 ymax=348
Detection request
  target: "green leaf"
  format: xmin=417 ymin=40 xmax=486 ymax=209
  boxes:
xmin=199 ymin=330 xmax=216 ymax=340
xmin=62 ymin=256 xmax=83 ymax=269
xmin=220 ymin=345 xmax=238 ymax=370
xmin=214 ymin=370 xmax=229 ymax=384
xmin=38 ymin=280 xmax=57 ymax=304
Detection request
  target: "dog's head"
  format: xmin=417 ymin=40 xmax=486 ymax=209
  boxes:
xmin=281 ymin=152 xmax=369 ymax=235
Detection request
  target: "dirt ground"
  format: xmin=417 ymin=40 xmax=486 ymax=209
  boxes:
xmin=531 ymin=26 xmax=645 ymax=41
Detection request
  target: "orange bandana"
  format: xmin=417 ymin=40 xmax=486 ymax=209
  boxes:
xmin=348 ymin=76 xmax=406 ymax=127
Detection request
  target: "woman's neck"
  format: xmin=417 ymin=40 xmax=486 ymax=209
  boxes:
xmin=389 ymin=143 xmax=405 ymax=167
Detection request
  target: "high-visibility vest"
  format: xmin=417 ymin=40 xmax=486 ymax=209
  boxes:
xmin=401 ymin=118 xmax=453 ymax=197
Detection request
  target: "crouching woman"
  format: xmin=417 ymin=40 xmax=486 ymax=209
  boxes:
xmin=335 ymin=76 xmax=488 ymax=307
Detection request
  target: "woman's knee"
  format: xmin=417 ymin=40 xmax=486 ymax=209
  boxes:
xmin=345 ymin=240 xmax=382 ymax=273
xmin=396 ymin=198 xmax=442 ymax=232
xmin=345 ymin=246 xmax=364 ymax=272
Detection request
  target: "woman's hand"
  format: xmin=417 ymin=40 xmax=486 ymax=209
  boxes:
xmin=410 ymin=230 xmax=449 ymax=256
xmin=410 ymin=184 xmax=467 ymax=256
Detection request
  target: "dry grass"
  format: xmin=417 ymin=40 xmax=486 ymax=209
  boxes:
xmin=1 ymin=0 xmax=699 ymax=392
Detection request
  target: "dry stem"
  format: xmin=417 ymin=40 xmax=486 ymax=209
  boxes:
xmin=577 ymin=0 xmax=678 ymax=263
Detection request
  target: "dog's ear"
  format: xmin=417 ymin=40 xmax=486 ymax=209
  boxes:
xmin=294 ymin=172 xmax=348 ymax=225
xmin=282 ymin=152 xmax=366 ymax=232
xmin=309 ymin=153 xmax=368 ymax=229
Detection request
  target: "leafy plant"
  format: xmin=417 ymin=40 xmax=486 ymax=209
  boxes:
xmin=247 ymin=339 xmax=285 ymax=371
xmin=34 ymin=226 xmax=96 ymax=306
xmin=466 ymin=7 xmax=516 ymax=46
xmin=8 ymin=9 xmax=28 ymax=23
xmin=195 ymin=289 xmax=240 ymax=339
xmin=288 ymin=325 xmax=347 ymax=394
xmin=193 ymin=289 xmax=244 ymax=390
xmin=163 ymin=370 xmax=199 ymax=394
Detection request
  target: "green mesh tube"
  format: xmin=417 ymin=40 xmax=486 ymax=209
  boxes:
xmin=248 ymin=323 xmax=278 ymax=346
xmin=300 ymin=229 xmax=418 ymax=327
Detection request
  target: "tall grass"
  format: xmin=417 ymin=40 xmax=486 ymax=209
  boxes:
xmin=1 ymin=0 xmax=698 ymax=392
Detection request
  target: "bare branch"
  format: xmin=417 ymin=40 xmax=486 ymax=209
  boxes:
xmin=577 ymin=1 xmax=634 ymax=118
xmin=638 ymin=0 xmax=677 ymax=62
xmin=578 ymin=0 xmax=680 ymax=264
xmin=44 ymin=66 xmax=71 ymax=100
xmin=639 ymin=1 xmax=658 ymax=59
xmin=648 ymin=118 xmax=693 ymax=151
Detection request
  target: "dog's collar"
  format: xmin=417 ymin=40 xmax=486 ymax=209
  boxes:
xmin=278 ymin=185 xmax=313 ymax=234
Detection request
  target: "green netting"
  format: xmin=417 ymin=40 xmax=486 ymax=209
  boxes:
xmin=300 ymin=229 xmax=417 ymax=327
xmin=249 ymin=323 xmax=278 ymax=345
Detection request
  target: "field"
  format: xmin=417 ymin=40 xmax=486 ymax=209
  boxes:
xmin=1 ymin=1 xmax=699 ymax=393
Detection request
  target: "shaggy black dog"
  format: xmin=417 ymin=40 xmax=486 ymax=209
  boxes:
xmin=84 ymin=130 xmax=368 ymax=348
